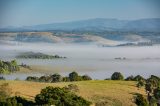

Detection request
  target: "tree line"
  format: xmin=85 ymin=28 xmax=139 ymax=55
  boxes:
xmin=1 ymin=70 xmax=160 ymax=106
xmin=26 ymin=71 xmax=92 ymax=82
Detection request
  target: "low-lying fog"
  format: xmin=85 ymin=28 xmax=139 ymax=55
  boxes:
xmin=0 ymin=42 xmax=160 ymax=80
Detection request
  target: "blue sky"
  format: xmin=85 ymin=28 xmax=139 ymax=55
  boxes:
xmin=0 ymin=0 xmax=160 ymax=27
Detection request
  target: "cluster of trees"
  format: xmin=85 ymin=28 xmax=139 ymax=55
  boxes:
xmin=109 ymin=72 xmax=145 ymax=81
xmin=134 ymin=75 xmax=160 ymax=106
xmin=26 ymin=71 xmax=92 ymax=82
xmin=124 ymin=74 xmax=160 ymax=106
xmin=108 ymin=72 xmax=160 ymax=106
xmin=16 ymin=52 xmax=66 ymax=59
xmin=0 ymin=83 xmax=91 ymax=106
xmin=0 ymin=60 xmax=19 ymax=74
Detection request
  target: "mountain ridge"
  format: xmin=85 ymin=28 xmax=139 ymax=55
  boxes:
xmin=1 ymin=18 xmax=160 ymax=32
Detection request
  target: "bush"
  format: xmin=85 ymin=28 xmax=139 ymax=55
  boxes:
xmin=0 ymin=96 xmax=34 ymax=106
xmin=111 ymin=72 xmax=124 ymax=80
xmin=135 ymin=94 xmax=149 ymax=106
xmin=35 ymin=86 xmax=91 ymax=106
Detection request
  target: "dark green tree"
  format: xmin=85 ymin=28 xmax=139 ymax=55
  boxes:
xmin=125 ymin=75 xmax=134 ymax=81
xmin=69 ymin=71 xmax=79 ymax=81
xmin=35 ymin=86 xmax=91 ymax=106
xmin=135 ymin=94 xmax=149 ymax=106
xmin=51 ymin=73 xmax=63 ymax=82
xmin=153 ymin=87 xmax=160 ymax=106
xmin=137 ymin=80 xmax=145 ymax=88
xmin=82 ymin=75 xmax=92 ymax=80
xmin=134 ymin=75 xmax=145 ymax=81
xmin=111 ymin=72 xmax=124 ymax=80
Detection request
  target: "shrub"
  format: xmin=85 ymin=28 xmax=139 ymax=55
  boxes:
xmin=111 ymin=72 xmax=124 ymax=80
xmin=35 ymin=86 xmax=91 ymax=106
xmin=0 ymin=96 xmax=34 ymax=106
xmin=135 ymin=94 xmax=149 ymax=106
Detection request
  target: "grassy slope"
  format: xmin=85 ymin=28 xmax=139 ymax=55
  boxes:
xmin=0 ymin=80 xmax=146 ymax=106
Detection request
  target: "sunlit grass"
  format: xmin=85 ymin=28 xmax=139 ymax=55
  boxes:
xmin=0 ymin=80 xmax=146 ymax=106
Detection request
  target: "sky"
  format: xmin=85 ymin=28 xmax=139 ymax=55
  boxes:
xmin=0 ymin=0 xmax=160 ymax=28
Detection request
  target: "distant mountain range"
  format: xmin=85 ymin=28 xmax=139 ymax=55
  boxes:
xmin=1 ymin=18 xmax=160 ymax=32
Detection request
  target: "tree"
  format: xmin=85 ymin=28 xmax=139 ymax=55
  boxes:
xmin=0 ymin=60 xmax=19 ymax=74
xmin=111 ymin=72 xmax=124 ymax=80
xmin=26 ymin=76 xmax=39 ymax=82
xmin=154 ymin=87 xmax=160 ymax=106
xmin=145 ymin=75 xmax=160 ymax=106
xmin=35 ymin=86 xmax=91 ymax=106
xmin=69 ymin=71 xmax=79 ymax=81
xmin=134 ymin=75 xmax=145 ymax=81
xmin=51 ymin=73 xmax=63 ymax=82
xmin=137 ymin=80 xmax=145 ymax=88
xmin=11 ymin=60 xmax=18 ymax=66
xmin=82 ymin=75 xmax=92 ymax=80
xmin=0 ymin=76 xmax=5 ymax=80
xmin=125 ymin=75 xmax=134 ymax=81
xmin=39 ymin=76 xmax=47 ymax=82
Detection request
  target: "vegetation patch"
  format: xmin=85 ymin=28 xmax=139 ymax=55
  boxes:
xmin=26 ymin=71 xmax=92 ymax=83
xmin=92 ymin=95 xmax=122 ymax=106
xmin=0 ymin=60 xmax=19 ymax=74
xmin=16 ymin=51 xmax=66 ymax=59
xmin=35 ymin=86 xmax=91 ymax=106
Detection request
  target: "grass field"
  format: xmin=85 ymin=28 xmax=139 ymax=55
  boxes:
xmin=0 ymin=80 xmax=146 ymax=106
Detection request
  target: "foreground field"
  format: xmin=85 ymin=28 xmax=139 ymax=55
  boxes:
xmin=0 ymin=80 xmax=146 ymax=106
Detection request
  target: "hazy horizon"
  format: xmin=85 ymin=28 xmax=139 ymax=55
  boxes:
xmin=0 ymin=0 xmax=160 ymax=28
